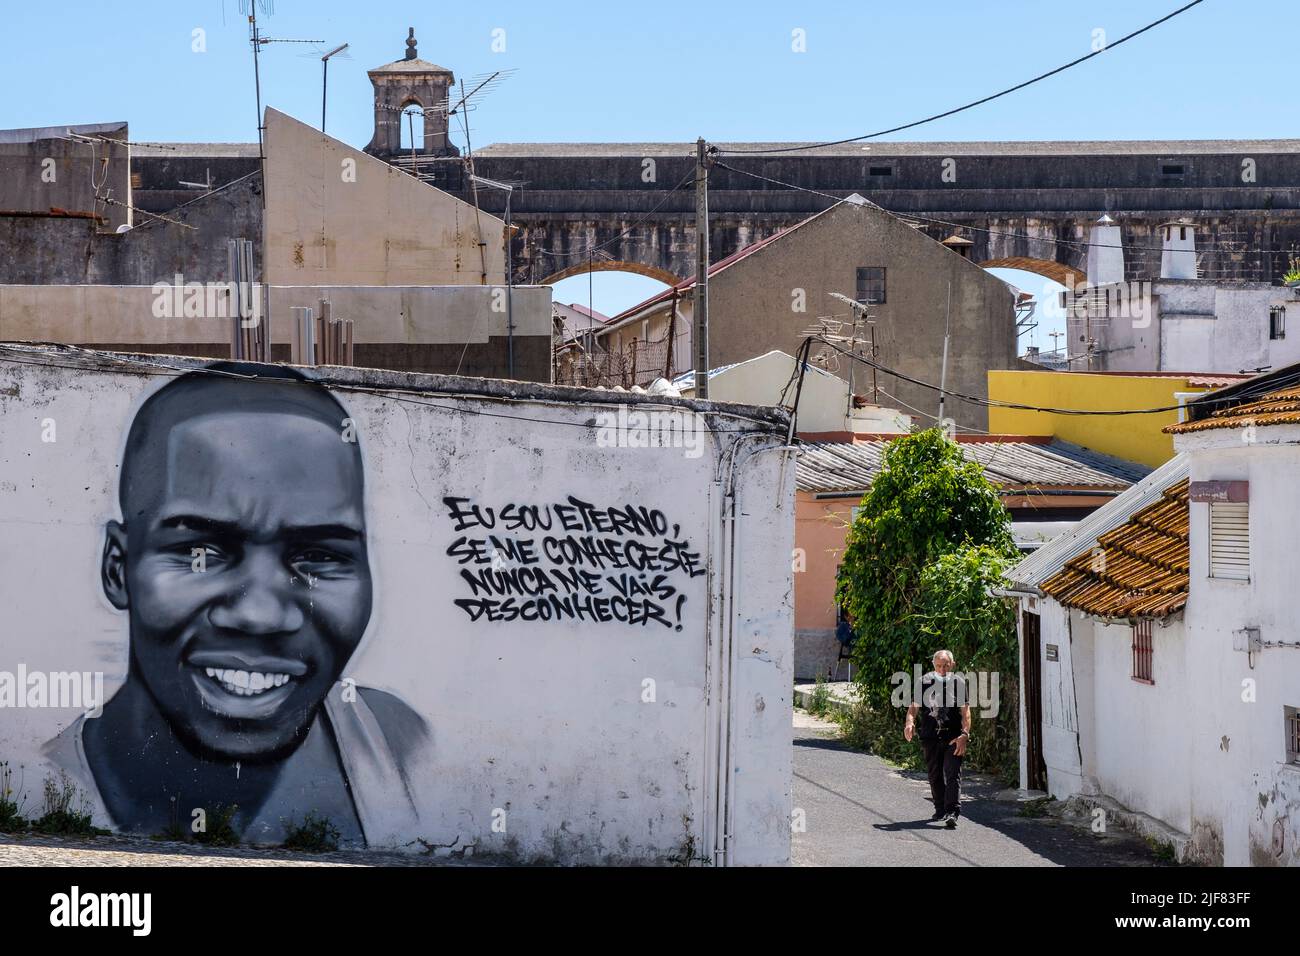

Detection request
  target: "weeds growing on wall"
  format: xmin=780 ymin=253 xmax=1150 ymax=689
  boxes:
xmin=192 ymin=803 xmax=240 ymax=847
xmin=282 ymin=811 xmax=342 ymax=853
xmin=0 ymin=761 xmax=30 ymax=832
xmin=808 ymin=674 xmax=832 ymax=717
xmin=32 ymin=770 xmax=106 ymax=836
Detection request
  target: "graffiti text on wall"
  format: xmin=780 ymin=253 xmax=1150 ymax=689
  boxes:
xmin=444 ymin=496 xmax=705 ymax=629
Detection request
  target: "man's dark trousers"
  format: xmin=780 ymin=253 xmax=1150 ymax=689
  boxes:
xmin=921 ymin=737 xmax=963 ymax=816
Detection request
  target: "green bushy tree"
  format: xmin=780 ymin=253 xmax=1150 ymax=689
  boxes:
xmin=833 ymin=428 xmax=1020 ymax=778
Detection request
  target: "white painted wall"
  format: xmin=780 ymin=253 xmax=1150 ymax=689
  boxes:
xmin=0 ymin=348 xmax=794 ymax=865
xmin=1073 ymin=279 xmax=1298 ymax=374
xmin=1177 ymin=424 xmax=1300 ymax=865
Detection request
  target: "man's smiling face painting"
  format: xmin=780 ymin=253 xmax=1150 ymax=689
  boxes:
xmin=101 ymin=371 xmax=372 ymax=762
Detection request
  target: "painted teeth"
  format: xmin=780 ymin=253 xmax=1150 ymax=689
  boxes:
xmin=203 ymin=667 xmax=293 ymax=696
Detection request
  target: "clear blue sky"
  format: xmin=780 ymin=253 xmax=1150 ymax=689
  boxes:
xmin=1 ymin=0 xmax=1280 ymax=329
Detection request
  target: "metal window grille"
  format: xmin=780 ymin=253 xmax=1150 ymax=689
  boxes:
xmin=1287 ymin=708 xmax=1300 ymax=765
xmin=1270 ymin=306 xmax=1286 ymax=341
xmin=1132 ymin=620 xmax=1154 ymax=683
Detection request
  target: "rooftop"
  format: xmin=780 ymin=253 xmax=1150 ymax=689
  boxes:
xmin=475 ymin=139 xmax=1300 ymax=159
xmin=1040 ymin=478 xmax=1189 ymax=620
xmin=796 ymin=437 xmax=1149 ymax=496
xmin=1166 ymin=383 xmax=1300 ymax=434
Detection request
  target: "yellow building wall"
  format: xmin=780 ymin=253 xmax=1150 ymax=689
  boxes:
xmin=987 ymin=371 xmax=1213 ymax=468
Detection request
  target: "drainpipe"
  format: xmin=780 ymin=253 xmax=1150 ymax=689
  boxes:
xmin=709 ymin=433 xmax=799 ymax=866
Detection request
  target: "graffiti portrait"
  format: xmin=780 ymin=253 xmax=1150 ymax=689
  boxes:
xmin=42 ymin=363 xmax=430 ymax=846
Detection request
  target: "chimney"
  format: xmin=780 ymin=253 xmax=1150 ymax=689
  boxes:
xmin=1160 ymin=219 xmax=1198 ymax=279
xmin=1087 ymin=214 xmax=1125 ymax=286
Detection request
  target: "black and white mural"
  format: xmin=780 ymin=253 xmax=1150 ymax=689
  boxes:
xmin=0 ymin=352 xmax=791 ymax=862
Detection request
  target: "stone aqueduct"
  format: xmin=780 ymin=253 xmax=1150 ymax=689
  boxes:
xmin=455 ymin=140 xmax=1300 ymax=291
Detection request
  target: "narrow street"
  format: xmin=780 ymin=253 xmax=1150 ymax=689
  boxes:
xmin=791 ymin=713 xmax=1164 ymax=867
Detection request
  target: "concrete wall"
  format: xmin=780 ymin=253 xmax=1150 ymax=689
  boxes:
xmin=264 ymin=108 xmax=506 ymax=288
xmin=0 ymin=122 xmax=130 ymax=230
xmin=0 ymin=284 xmax=552 ymax=382
xmin=0 ymin=347 xmax=794 ymax=864
xmin=0 ymin=172 xmax=262 ymax=286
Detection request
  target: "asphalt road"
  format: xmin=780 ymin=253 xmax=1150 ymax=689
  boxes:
xmin=791 ymin=715 xmax=1164 ymax=867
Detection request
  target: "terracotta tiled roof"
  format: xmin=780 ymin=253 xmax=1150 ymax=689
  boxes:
xmin=1040 ymin=479 xmax=1189 ymax=619
xmin=1165 ymin=385 xmax=1300 ymax=434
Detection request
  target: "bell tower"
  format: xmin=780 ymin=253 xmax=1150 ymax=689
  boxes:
xmin=364 ymin=27 xmax=458 ymax=158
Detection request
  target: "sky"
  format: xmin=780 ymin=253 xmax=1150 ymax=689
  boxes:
xmin=1 ymin=0 xmax=1283 ymax=343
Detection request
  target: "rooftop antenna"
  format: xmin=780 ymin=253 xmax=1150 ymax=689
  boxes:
xmin=319 ymin=43 xmax=350 ymax=132
xmin=238 ymin=0 xmax=323 ymax=204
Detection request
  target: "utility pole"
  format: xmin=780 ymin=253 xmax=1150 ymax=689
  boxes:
xmin=937 ymin=282 xmax=952 ymax=425
xmin=694 ymin=138 xmax=711 ymax=399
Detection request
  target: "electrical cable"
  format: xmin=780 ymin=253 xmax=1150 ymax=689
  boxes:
xmin=717 ymin=1 xmax=1207 ymax=156
xmin=811 ymin=335 xmax=1296 ymax=416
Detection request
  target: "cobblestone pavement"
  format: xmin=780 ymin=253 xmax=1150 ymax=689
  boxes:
xmin=0 ymin=832 xmax=485 ymax=867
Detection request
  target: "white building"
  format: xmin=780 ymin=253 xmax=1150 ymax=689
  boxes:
xmin=1003 ymin=367 xmax=1300 ymax=866
xmin=1067 ymin=217 xmax=1299 ymax=375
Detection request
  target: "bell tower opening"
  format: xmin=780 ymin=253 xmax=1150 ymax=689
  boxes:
xmin=364 ymin=27 xmax=458 ymax=159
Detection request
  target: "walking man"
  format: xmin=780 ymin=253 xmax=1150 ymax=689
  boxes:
xmin=903 ymin=650 xmax=971 ymax=828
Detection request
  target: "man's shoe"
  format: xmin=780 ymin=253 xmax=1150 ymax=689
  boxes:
xmin=944 ymin=813 xmax=958 ymax=829
xmin=930 ymin=810 xmax=945 ymax=822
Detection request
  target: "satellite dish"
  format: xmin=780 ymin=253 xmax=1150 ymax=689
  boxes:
xmin=115 ymin=224 xmax=132 ymax=234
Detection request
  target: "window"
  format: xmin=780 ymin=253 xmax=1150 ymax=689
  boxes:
xmin=1209 ymin=501 xmax=1250 ymax=580
xmin=856 ymin=267 xmax=886 ymax=305
xmin=1132 ymin=620 xmax=1154 ymax=683
xmin=1287 ymin=707 xmax=1300 ymax=765
xmin=1161 ymin=163 xmax=1185 ymax=177
xmin=1270 ymin=305 xmax=1286 ymax=341
xmin=868 ymin=165 xmax=893 ymax=177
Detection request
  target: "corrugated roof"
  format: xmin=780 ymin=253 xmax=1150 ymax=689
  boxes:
xmin=1040 ymin=479 xmax=1189 ymax=620
xmin=1166 ymin=383 xmax=1300 ymax=434
xmin=796 ymin=438 xmax=1149 ymax=495
xmin=1005 ymin=454 xmax=1189 ymax=590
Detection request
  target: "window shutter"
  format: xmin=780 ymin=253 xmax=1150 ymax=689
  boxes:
xmin=1209 ymin=501 xmax=1249 ymax=580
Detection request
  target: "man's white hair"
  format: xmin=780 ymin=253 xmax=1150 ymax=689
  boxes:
xmin=932 ymin=649 xmax=955 ymax=663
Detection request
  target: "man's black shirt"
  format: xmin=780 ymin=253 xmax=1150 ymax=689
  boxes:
xmin=917 ymin=673 xmax=967 ymax=741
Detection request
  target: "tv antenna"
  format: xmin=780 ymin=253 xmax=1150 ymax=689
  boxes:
xmin=238 ymin=0 xmax=325 ymax=205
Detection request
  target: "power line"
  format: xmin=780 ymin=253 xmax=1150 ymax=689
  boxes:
xmin=710 ymin=160 xmax=1281 ymax=261
xmin=718 ymin=1 xmax=1208 ymax=156
xmin=808 ymin=336 xmax=1291 ymax=417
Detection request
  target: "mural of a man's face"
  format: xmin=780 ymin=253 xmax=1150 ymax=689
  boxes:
xmin=101 ymin=374 xmax=372 ymax=761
